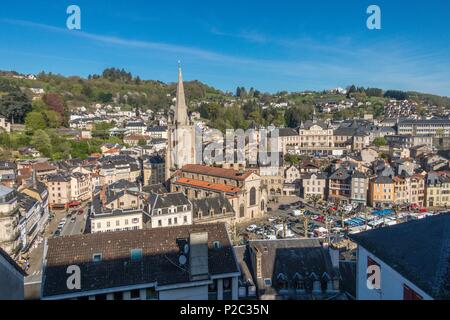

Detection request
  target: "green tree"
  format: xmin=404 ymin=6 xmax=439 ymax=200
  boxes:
xmin=25 ymin=112 xmax=47 ymax=131
xmin=373 ymin=137 xmax=388 ymax=147
xmin=31 ymin=130 xmax=52 ymax=157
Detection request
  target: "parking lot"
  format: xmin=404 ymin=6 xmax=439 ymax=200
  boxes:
xmin=234 ymin=196 xmax=442 ymax=244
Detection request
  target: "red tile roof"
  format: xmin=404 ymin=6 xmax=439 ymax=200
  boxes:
xmin=176 ymin=177 xmax=241 ymax=193
xmin=181 ymin=164 xmax=252 ymax=181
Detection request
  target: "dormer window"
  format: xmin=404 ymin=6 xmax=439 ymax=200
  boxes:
xmin=130 ymin=249 xmax=143 ymax=262
xmin=93 ymin=253 xmax=102 ymax=263
xmin=213 ymin=241 xmax=221 ymax=249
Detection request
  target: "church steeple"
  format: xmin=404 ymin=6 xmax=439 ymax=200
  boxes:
xmin=175 ymin=62 xmax=189 ymax=126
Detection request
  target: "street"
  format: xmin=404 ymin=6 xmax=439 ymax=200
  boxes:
xmin=23 ymin=204 xmax=89 ymax=299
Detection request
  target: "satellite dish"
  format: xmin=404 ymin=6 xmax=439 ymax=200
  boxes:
xmin=179 ymin=255 xmax=187 ymax=266
xmin=184 ymin=244 xmax=189 ymax=254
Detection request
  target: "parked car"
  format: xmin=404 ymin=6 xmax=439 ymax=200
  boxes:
xmin=70 ymin=217 xmax=76 ymax=223
xmin=53 ymin=230 xmax=61 ymax=237
xmin=246 ymin=225 xmax=258 ymax=232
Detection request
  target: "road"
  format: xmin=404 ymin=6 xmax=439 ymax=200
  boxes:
xmin=61 ymin=208 xmax=88 ymax=236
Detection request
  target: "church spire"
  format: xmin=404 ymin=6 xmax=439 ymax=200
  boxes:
xmin=175 ymin=61 xmax=189 ymax=126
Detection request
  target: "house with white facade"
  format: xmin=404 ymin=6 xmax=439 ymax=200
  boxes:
xmin=350 ymin=213 xmax=450 ymax=300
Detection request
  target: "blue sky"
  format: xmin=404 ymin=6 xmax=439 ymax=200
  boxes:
xmin=0 ymin=1 xmax=449 ymax=96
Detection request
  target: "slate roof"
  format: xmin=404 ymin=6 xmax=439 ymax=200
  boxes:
xmin=247 ymin=239 xmax=338 ymax=296
xmin=42 ymin=223 xmax=239 ymax=298
xmin=149 ymin=192 xmax=191 ymax=211
xmin=141 ymin=184 xmax=169 ymax=195
xmin=350 ymin=214 xmax=450 ymax=300
xmin=301 ymin=120 xmax=329 ymax=130
xmin=191 ymin=195 xmax=235 ymax=219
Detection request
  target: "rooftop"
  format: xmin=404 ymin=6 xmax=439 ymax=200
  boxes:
xmin=350 ymin=214 xmax=450 ymax=300
xmin=42 ymin=223 xmax=238 ymax=298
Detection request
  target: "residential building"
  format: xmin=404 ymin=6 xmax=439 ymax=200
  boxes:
xmin=409 ymin=174 xmax=425 ymax=207
xmin=351 ymin=171 xmax=368 ymax=205
xmin=300 ymin=172 xmax=327 ymax=201
xmin=147 ymin=192 xmax=192 ymax=228
xmin=284 ymin=165 xmax=300 ymax=184
xmin=425 ymin=172 xmax=450 ymax=207
xmin=124 ymin=135 xmax=151 ymax=146
xmin=328 ymin=168 xmax=352 ymax=204
xmin=237 ymin=239 xmax=342 ymax=300
xmin=44 ymin=174 xmax=71 ymax=209
xmin=397 ymin=119 xmax=450 ymax=136
xmin=0 ymin=185 xmax=20 ymax=255
xmin=350 ymin=214 xmax=450 ymax=300
xmin=147 ymin=125 xmax=168 ymax=139
xmin=298 ymin=120 xmax=336 ymax=156
xmin=125 ymin=121 xmax=147 ymax=135
xmin=142 ymin=154 xmax=165 ymax=186
xmin=385 ymin=135 xmax=434 ymax=149
xmin=0 ymin=116 xmax=11 ymax=133
xmin=369 ymin=176 xmax=394 ymax=208
xmin=90 ymin=187 xmax=148 ymax=233
xmin=41 ymin=223 xmax=240 ymax=300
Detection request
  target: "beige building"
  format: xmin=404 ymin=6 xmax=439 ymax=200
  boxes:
xmin=45 ymin=174 xmax=71 ymax=209
xmin=301 ymin=173 xmax=327 ymax=200
xmin=171 ymin=164 xmax=267 ymax=222
xmin=90 ymin=188 xmax=148 ymax=233
xmin=298 ymin=120 xmax=335 ymax=156
xmin=0 ymin=186 xmax=20 ymax=256
xmin=425 ymin=172 xmax=450 ymax=208
xmin=0 ymin=117 xmax=11 ymax=133
xmin=142 ymin=155 xmax=165 ymax=186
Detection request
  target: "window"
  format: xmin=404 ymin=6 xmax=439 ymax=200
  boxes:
xmin=93 ymin=253 xmax=102 ymax=263
xmin=174 ymin=217 xmax=178 ymax=225
xmin=213 ymin=241 xmax=221 ymax=249
xmin=168 ymin=218 xmax=172 ymax=225
xmin=158 ymin=220 xmax=162 ymax=227
xmin=249 ymin=187 xmax=257 ymax=206
xmin=130 ymin=289 xmax=140 ymax=300
xmin=130 ymin=249 xmax=143 ymax=262
xmin=116 ymin=220 xmax=120 ymax=226
xmin=403 ymin=285 xmax=423 ymax=300
xmin=264 ymin=279 xmax=272 ymax=287
xmin=146 ymin=288 xmax=158 ymax=300
xmin=183 ymin=216 xmax=188 ymax=223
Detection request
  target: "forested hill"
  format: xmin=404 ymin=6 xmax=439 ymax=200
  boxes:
xmin=0 ymin=68 xmax=449 ymax=129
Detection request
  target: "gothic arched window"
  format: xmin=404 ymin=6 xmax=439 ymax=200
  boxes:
xmin=250 ymin=187 xmax=257 ymax=206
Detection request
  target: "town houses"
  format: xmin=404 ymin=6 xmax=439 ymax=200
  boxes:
xmin=1 ymin=64 xmax=450 ymax=302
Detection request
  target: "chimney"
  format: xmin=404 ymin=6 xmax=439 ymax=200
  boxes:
xmin=189 ymin=232 xmax=209 ymax=281
xmin=100 ymin=185 xmax=107 ymax=207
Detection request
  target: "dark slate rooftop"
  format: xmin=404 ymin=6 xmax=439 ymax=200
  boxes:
xmin=350 ymin=214 xmax=450 ymax=300
xmin=42 ymin=223 xmax=239 ymax=298
xmin=191 ymin=195 xmax=235 ymax=220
